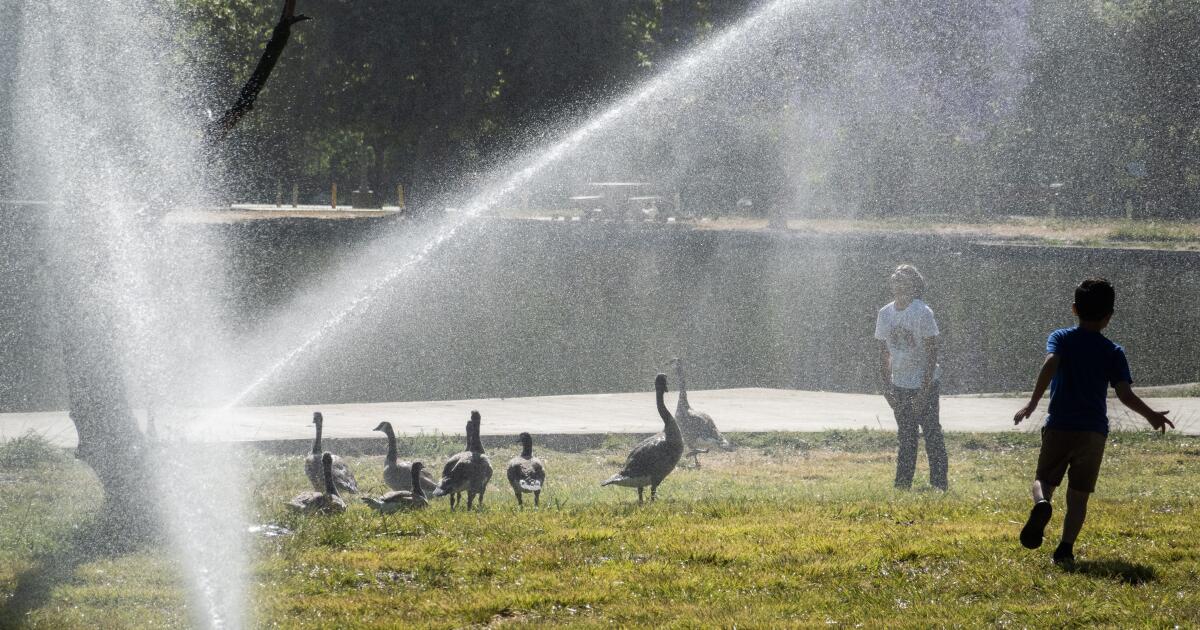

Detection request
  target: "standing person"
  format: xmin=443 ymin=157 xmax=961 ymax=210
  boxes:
xmin=875 ymin=264 xmax=948 ymax=491
xmin=1014 ymin=278 xmax=1172 ymax=565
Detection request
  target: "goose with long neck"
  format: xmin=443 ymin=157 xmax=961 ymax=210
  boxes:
xmin=304 ymin=412 xmax=359 ymax=494
xmin=375 ymin=421 xmax=437 ymax=495
xmin=601 ymin=373 xmax=684 ymax=503
xmin=288 ymin=452 xmax=348 ymax=514
xmin=506 ymin=432 xmax=546 ymax=507
xmin=433 ymin=413 xmax=489 ymax=510
xmin=668 ymin=357 xmax=735 ymax=468
xmin=465 ymin=411 xmax=493 ymax=508
xmin=362 ymin=461 xmax=430 ymax=513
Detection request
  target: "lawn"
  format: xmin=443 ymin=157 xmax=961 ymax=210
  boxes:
xmin=2 ymin=430 xmax=1198 ymax=628
xmin=499 ymin=210 xmax=1200 ymax=251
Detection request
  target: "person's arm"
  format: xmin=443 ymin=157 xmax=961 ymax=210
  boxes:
xmin=921 ymin=335 xmax=939 ymax=391
xmin=878 ymin=340 xmax=891 ymax=386
xmin=1113 ymin=382 xmax=1173 ymax=433
xmin=1013 ymin=353 xmax=1059 ymax=424
xmin=878 ymin=341 xmax=897 ymax=407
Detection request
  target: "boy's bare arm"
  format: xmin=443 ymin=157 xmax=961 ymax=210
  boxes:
xmin=878 ymin=341 xmax=897 ymax=406
xmin=878 ymin=341 xmax=891 ymax=386
xmin=922 ymin=336 xmax=939 ymax=390
xmin=1114 ymin=381 xmax=1174 ymax=433
xmin=1013 ymin=353 xmax=1059 ymax=424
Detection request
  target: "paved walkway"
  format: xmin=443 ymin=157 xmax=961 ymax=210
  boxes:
xmin=3 ymin=389 xmax=1197 ymax=448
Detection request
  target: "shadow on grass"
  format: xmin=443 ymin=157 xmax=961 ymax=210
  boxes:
xmin=0 ymin=502 xmax=157 ymax=628
xmin=1063 ymin=558 xmax=1157 ymax=585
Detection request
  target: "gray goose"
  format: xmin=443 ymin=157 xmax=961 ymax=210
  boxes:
xmin=288 ymin=452 xmax=348 ymax=514
xmin=506 ymin=432 xmax=546 ymax=507
xmin=362 ymin=461 xmax=430 ymax=513
xmin=431 ymin=416 xmax=474 ymax=508
xmin=601 ymin=373 xmax=684 ymax=503
xmin=304 ymin=412 xmax=359 ymax=494
xmin=433 ymin=411 xmax=493 ymax=510
xmin=668 ymin=357 xmax=735 ymax=468
xmin=374 ymin=421 xmax=437 ymax=495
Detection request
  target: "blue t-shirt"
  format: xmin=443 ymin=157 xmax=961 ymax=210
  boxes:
xmin=1045 ymin=327 xmax=1133 ymax=435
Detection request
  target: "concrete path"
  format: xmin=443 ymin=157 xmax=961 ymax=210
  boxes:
xmin=3 ymin=389 xmax=1198 ymax=448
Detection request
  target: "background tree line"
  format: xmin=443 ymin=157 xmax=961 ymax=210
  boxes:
xmin=4 ymin=0 xmax=1197 ymax=218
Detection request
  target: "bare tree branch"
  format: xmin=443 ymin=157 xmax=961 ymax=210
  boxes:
xmin=209 ymin=0 xmax=310 ymax=137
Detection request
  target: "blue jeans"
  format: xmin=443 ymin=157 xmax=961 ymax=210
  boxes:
xmin=891 ymin=383 xmax=947 ymax=490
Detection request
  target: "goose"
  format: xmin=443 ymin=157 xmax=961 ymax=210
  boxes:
xmin=288 ymin=452 xmax=348 ymax=514
xmin=374 ymin=421 xmax=438 ymax=495
xmin=431 ymin=416 xmax=474 ymax=508
xmin=601 ymin=373 xmax=684 ymax=503
xmin=362 ymin=461 xmax=430 ymax=513
xmin=304 ymin=412 xmax=359 ymax=494
xmin=432 ymin=411 xmax=493 ymax=510
xmin=506 ymin=432 xmax=546 ymax=507
xmin=668 ymin=357 xmax=735 ymax=468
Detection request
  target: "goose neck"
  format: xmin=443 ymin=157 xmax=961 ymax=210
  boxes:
xmin=384 ymin=428 xmax=397 ymax=461
xmin=322 ymin=457 xmax=338 ymax=496
xmin=411 ymin=467 xmax=425 ymax=500
xmin=657 ymin=383 xmax=681 ymax=442
xmin=674 ymin=362 xmax=690 ymax=407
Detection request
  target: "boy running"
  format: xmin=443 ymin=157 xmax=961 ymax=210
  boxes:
xmin=1014 ymin=278 xmax=1173 ymax=565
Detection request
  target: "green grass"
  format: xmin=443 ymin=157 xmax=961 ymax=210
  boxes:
xmin=1107 ymin=221 xmax=1200 ymax=245
xmin=0 ymin=432 xmax=64 ymax=470
xmin=2 ymin=431 xmax=1200 ymax=627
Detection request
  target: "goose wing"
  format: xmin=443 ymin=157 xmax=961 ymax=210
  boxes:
xmin=382 ymin=457 xmax=405 ymax=491
xmin=470 ymin=453 xmax=493 ymax=491
xmin=679 ymin=407 xmax=733 ymax=451
xmin=385 ymin=460 xmax=436 ymax=492
xmin=434 ymin=451 xmax=473 ymax=496
xmin=506 ymin=457 xmax=525 ymax=486
xmin=288 ymin=490 xmax=322 ymax=512
xmin=363 ymin=490 xmax=426 ymax=513
xmin=523 ymin=457 xmax=546 ymax=491
xmin=288 ymin=491 xmax=346 ymax=514
xmin=508 ymin=456 xmax=545 ymax=492
xmin=330 ymin=454 xmax=359 ymax=494
xmin=618 ymin=433 xmax=680 ymax=480
xmin=303 ymin=454 xmax=322 ymax=491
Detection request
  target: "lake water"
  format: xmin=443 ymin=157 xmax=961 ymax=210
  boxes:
xmin=3 ymin=208 xmax=1196 ymax=411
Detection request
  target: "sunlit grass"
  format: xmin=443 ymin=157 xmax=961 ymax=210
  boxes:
xmin=1 ymin=431 xmax=1199 ymax=627
xmin=492 ymin=209 xmax=1200 ymax=251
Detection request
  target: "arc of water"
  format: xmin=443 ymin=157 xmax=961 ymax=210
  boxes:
xmin=226 ymin=0 xmax=809 ymax=409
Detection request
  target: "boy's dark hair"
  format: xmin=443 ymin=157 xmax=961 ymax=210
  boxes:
xmin=1074 ymin=278 xmax=1115 ymax=322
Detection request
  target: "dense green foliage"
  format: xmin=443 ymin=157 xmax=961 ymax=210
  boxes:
xmin=179 ymin=0 xmax=1200 ymax=217
xmin=2 ymin=431 xmax=1199 ymax=627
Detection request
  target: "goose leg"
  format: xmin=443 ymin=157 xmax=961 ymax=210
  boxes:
xmin=692 ymin=452 xmax=702 ymax=468
xmin=650 ymin=483 xmax=659 ymax=501
xmin=534 ymin=490 xmax=540 ymax=507
xmin=515 ymin=488 xmax=523 ymax=507
xmin=478 ymin=488 xmax=486 ymax=508
xmin=467 ymin=491 xmax=476 ymax=510
xmin=637 ymin=486 xmax=644 ymax=504
xmin=449 ymin=493 xmax=457 ymax=511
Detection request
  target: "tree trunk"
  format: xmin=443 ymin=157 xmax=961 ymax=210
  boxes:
xmin=49 ymin=0 xmax=308 ymax=513
xmin=47 ymin=215 xmax=154 ymax=530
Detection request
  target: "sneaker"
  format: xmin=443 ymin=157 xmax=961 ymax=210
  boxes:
xmin=1052 ymin=543 xmax=1075 ymax=566
xmin=1020 ymin=500 xmax=1052 ymax=549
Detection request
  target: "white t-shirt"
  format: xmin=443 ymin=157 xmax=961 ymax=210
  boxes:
xmin=874 ymin=298 xmax=941 ymax=389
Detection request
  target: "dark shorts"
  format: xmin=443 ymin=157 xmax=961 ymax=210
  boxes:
xmin=1035 ymin=428 xmax=1107 ymax=493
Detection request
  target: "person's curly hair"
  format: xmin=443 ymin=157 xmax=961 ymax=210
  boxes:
xmin=890 ymin=264 xmax=926 ymax=299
